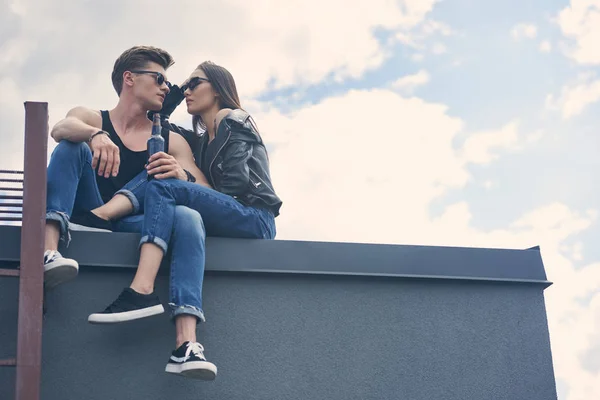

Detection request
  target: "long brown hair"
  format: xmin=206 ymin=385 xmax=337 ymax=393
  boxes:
xmin=192 ymin=61 xmax=243 ymax=134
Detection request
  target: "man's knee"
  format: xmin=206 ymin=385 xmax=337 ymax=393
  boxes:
xmin=173 ymin=206 xmax=205 ymax=238
xmin=51 ymin=140 xmax=92 ymax=162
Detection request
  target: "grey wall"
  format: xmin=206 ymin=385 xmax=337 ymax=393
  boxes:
xmin=1 ymin=266 xmax=557 ymax=400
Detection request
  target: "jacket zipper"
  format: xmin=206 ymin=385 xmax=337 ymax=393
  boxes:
xmin=209 ymin=127 xmax=231 ymax=187
xmin=249 ymin=167 xmax=274 ymax=192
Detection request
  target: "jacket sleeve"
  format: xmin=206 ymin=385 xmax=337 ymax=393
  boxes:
xmin=218 ymin=140 xmax=253 ymax=196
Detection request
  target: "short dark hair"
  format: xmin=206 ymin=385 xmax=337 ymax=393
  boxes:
xmin=111 ymin=46 xmax=174 ymax=96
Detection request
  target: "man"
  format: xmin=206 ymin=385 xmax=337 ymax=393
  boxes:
xmin=44 ymin=45 xmax=217 ymax=380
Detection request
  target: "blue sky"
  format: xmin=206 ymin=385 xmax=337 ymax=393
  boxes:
xmin=0 ymin=0 xmax=599 ymax=398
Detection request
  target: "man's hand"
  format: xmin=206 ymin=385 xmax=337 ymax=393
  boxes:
xmin=90 ymin=133 xmax=120 ymax=178
xmin=147 ymin=152 xmax=186 ymax=180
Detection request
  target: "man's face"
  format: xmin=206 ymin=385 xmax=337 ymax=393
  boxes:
xmin=128 ymin=62 xmax=171 ymax=111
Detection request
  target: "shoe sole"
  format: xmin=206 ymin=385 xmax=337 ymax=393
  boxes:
xmin=44 ymin=262 xmax=79 ymax=290
xmin=87 ymin=304 xmax=165 ymax=324
xmin=165 ymin=362 xmax=217 ymax=380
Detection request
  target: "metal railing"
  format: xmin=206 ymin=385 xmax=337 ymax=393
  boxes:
xmin=0 ymin=170 xmax=24 ymax=224
xmin=0 ymin=102 xmax=48 ymax=400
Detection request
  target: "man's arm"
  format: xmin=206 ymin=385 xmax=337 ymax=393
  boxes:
xmin=147 ymin=133 xmax=211 ymax=188
xmin=51 ymin=106 xmax=121 ymax=178
xmin=50 ymin=106 xmax=102 ymax=142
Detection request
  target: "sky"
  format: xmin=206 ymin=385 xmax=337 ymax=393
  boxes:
xmin=1 ymin=0 xmax=599 ymax=398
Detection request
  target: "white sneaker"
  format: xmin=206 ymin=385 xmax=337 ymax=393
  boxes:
xmin=43 ymin=250 xmax=79 ymax=289
xmin=165 ymin=342 xmax=217 ymax=380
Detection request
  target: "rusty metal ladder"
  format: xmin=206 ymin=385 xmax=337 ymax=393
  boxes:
xmin=0 ymin=102 xmax=49 ymax=400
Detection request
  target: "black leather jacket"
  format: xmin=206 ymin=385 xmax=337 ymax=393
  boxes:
xmin=165 ymin=110 xmax=282 ymax=217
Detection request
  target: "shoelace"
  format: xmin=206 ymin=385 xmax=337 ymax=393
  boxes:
xmin=44 ymin=250 xmax=59 ymax=264
xmin=104 ymin=290 xmax=130 ymax=312
xmin=185 ymin=342 xmax=205 ymax=361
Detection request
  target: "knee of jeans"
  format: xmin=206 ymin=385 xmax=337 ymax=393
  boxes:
xmin=52 ymin=140 xmax=92 ymax=162
xmin=174 ymin=206 xmax=205 ymax=239
xmin=146 ymin=177 xmax=173 ymax=197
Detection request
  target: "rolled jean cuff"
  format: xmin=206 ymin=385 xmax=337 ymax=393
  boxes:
xmin=139 ymin=235 xmax=168 ymax=254
xmin=169 ymin=303 xmax=206 ymax=324
xmin=114 ymin=189 xmax=140 ymax=214
xmin=46 ymin=211 xmax=71 ymax=246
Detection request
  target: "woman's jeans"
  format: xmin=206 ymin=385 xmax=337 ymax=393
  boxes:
xmin=46 ymin=140 xmax=275 ymax=322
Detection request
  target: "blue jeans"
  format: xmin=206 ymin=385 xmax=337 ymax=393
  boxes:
xmin=46 ymin=140 xmax=206 ymax=322
xmin=122 ymin=177 xmax=276 ymax=252
xmin=115 ymin=174 xmax=276 ymax=321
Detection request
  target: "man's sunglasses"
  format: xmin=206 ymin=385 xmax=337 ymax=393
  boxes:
xmin=129 ymin=70 xmax=172 ymax=89
xmin=181 ymin=77 xmax=210 ymax=92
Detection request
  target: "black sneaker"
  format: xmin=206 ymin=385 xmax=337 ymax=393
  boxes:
xmin=88 ymin=288 xmax=164 ymax=324
xmin=70 ymin=210 xmax=113 ymax=231
xmin=165 ymin=341 xmax=217 ymax=380
xmin=43 ymin=250 xmax=79 ymax=289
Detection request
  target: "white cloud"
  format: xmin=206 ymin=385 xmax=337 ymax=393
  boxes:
xmin=390 ymin=70 xmax=430 ymax=93
xmin=511 ymin=23 xmax=538 ymax=40
xmin=459 ymin=121 xmax=539 ymax=165
xmin=421 ymin=20 xmax=454 ymax=36
xmin=252 ymin=89 xmax=543 ymax=245
xmin=431 ymin=43 xmax=448 ymax=54
xmin=0 ymin=0 xmax=444 ymax=168
xmin=547 ymin=73 xmax=600 ymax=119
xmin=556 ymin=0 xmax=600 ymax=64
xmin=540 ymin=40 xmax=552 ymax=53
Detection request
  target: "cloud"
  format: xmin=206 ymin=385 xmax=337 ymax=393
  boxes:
xmin=540 ymin=40 xmax=552 ymax=53
xmin=390 ymin=70 xmax=430 ymax=93
xmin=556 ymin=0 xmax=600 ymax=64
xmin=0 ymin=0 xmax=444 ymax=169
xmin=546 ymin=73 xmax=600 ymax=119
xmin=431 ymin=43 xmax=448 ymax=55
xmin=459 ymin=121 xmax=543 ymax=165
xmin=251 ymin=89 xmax=543 ymax=245
xmin=510 ymin=23 xmax=538 ymax=40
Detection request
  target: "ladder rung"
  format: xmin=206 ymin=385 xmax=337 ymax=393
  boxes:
xmin=0 ymin=358 xmax=16 ymax=366
xmin=0 ymin=268 xmax=20 ymax=277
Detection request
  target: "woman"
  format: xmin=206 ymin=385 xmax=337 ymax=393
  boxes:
xmin=87 ymin=61 xmax=282 ymax=380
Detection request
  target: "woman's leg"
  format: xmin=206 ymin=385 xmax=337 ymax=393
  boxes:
xmin=90 ymin=169 xmax=150 ymax=221
xmin=139 ymin=178 xmax=272 ymax=255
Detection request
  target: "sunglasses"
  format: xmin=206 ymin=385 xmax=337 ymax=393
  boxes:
xmin=181 ymin=77 xmax=210 ymax=92
xmin=129 ymin=70 xmax=172 ymax=89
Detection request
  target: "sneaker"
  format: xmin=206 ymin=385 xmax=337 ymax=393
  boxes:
xmin=87 ymin=288 xmax=164 ymax=324
xmin=43 ymin=250 xmax=79 ymax=289
xmin=165 ymin=341 xmax=217 ymax=380
xmin=70 ymin=210 xmax=113 ymax=231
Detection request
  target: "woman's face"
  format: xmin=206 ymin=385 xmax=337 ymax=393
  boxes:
xmin=182 ymin=69 xmax=218 ymax=115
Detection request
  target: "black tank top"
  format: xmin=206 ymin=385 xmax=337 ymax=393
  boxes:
xmin=95 ymin=110 xmax=170 ymax=203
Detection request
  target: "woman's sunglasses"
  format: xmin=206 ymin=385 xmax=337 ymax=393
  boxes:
xmin=129 ymin=70 xmax=172 ymax=89
xmin=181 ymin=77 xmax=210 ymax=92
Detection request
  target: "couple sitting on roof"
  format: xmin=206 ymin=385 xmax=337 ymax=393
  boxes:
xmin=42 ymin=45 xmax=282 ymax=380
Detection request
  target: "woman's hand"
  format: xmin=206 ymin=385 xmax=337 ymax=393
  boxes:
xmin=147 ymin=152 xmax=187 ymax=180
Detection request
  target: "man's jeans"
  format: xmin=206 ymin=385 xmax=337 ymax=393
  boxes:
xmin=46 ymin=140 xmax=207 ymax=322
